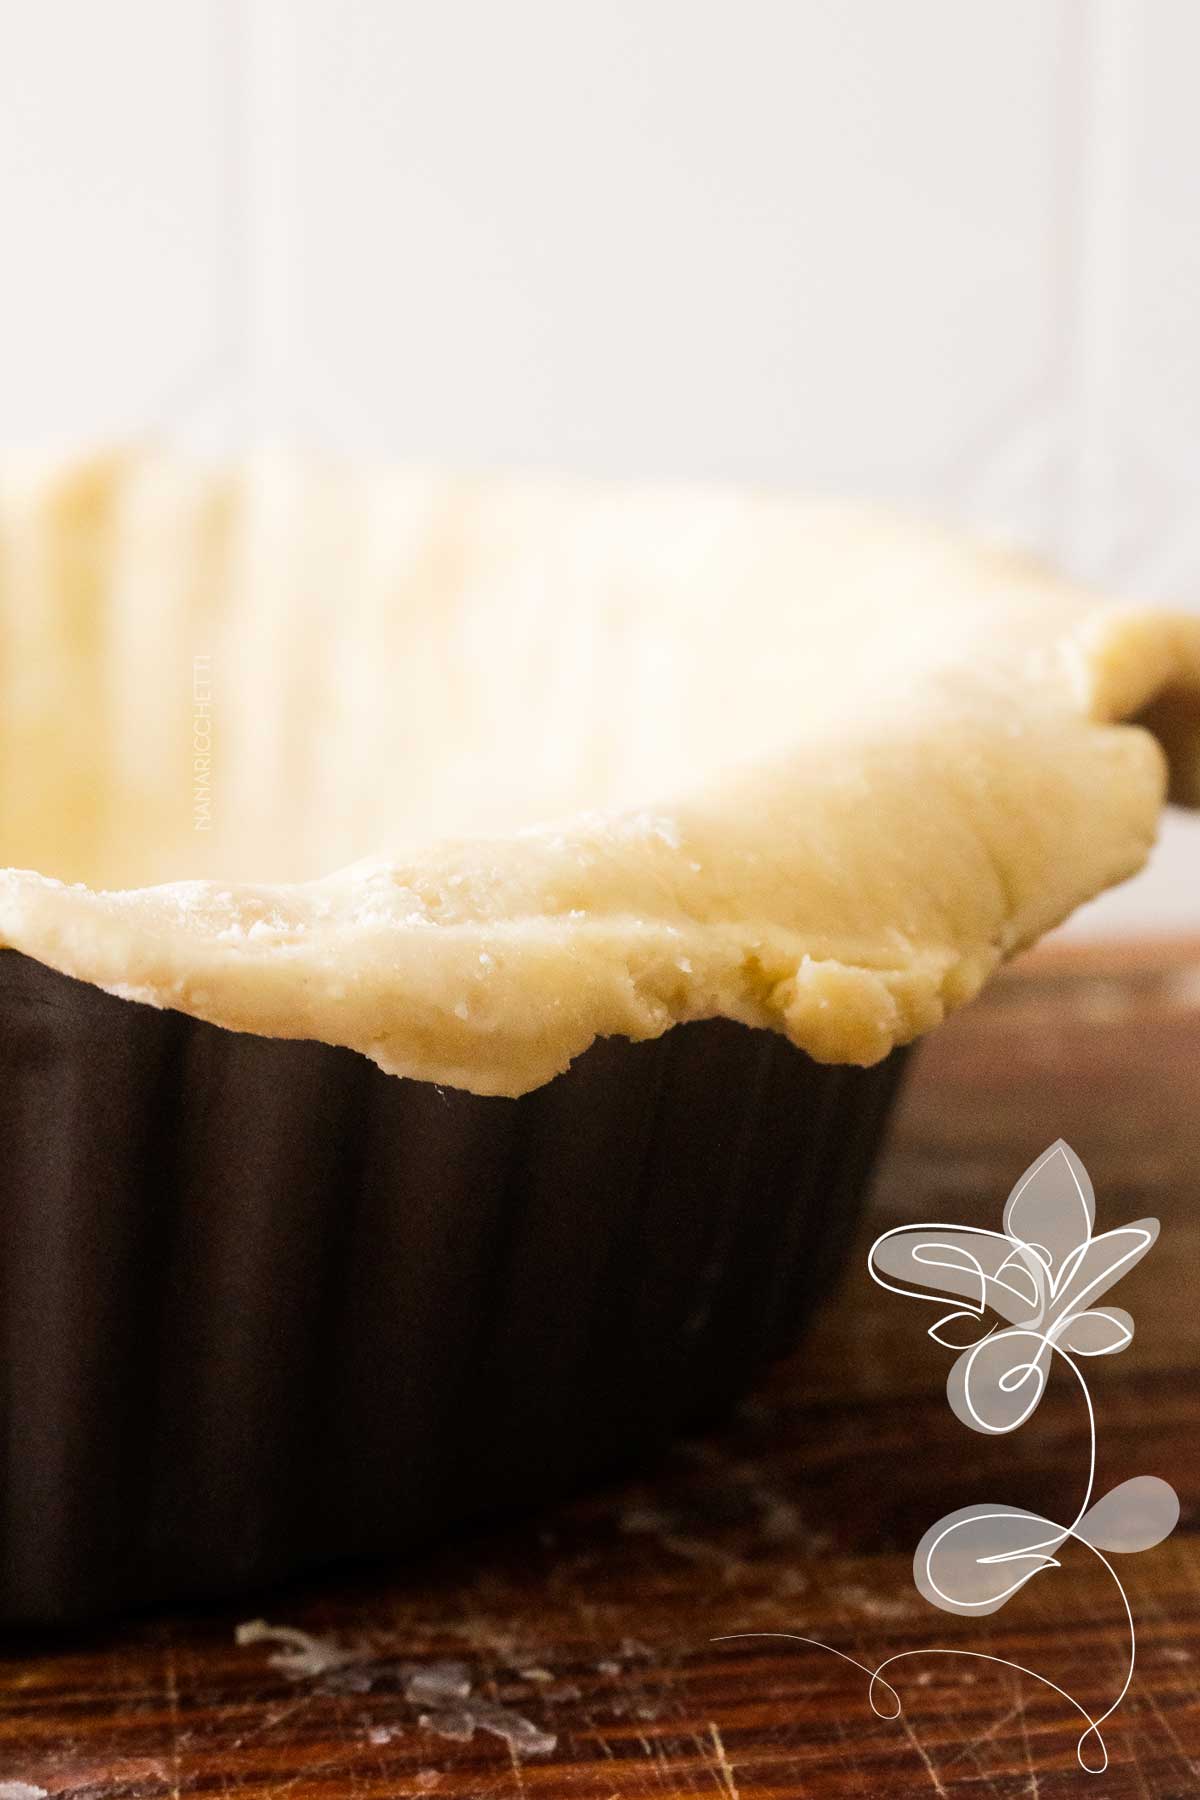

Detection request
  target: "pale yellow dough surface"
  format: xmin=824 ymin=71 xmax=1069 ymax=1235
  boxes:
xmin=0 ymin=452 xmax=1197 ymax=1095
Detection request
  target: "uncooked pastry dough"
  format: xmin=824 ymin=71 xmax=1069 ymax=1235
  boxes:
xmin=0 ymin=451 xmax=1196 ymax=1096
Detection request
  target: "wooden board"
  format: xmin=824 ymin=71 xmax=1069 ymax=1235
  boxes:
xmin=3 ymin=937 xmax=1200 ymax=1798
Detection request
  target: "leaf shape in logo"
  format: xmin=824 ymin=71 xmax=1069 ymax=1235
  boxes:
xmin=1051 ymin=1221 xmax=1159 ymax=1314
xmin=914 ymin=1503 xmax=1065 ymax=1615
xmin=928 ymin=1309 xmax=994 ymax=1350
xmin=991 ymin=1249 xmax=1043 ymax=1317
xmin=1076 ymin=1477 xmax=1180 ymax=1554
xmin=946 ymin=1327 xmax=1049 ymax=1435
xmin=869 ymin=1226 xmax=1041 ymax=1326
xmin=1055 ymin=1306 xmax=1134 ymax=1357
xmin=1003 ymin=1140 xmax=1094 ymax=1278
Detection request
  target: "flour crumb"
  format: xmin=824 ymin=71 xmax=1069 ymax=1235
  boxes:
xmin=404 ymin=1662 xmax=472 ymax=1706
xmin=418 ymin=1708 xmax=475 ymax=1743
xmin=468 ymin=1701 xmax=557 ymax=1756
xmin=417 ymin=1696 xmax=556 ymax=1757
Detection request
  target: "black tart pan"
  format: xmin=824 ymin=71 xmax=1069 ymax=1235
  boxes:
xmin=0 ymin=947 xmax=907 ymax=1625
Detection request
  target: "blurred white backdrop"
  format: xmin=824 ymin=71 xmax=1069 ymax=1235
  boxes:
xmin=1 ymin=0 xmax=1196 ymax=931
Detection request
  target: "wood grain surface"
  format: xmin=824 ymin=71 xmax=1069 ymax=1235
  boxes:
xmin=2 ymin=937 xmax=1199 ymax=1799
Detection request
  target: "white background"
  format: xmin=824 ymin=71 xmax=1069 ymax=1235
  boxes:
xmin=2 ymin=0 xmax=1196 ymax=932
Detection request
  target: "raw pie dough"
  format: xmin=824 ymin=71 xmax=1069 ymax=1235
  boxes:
xmin=0 ymin=452 xmax=1196 ymax=1096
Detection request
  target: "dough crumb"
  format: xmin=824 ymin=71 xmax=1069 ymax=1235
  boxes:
xmin=407 ymin=1659 xmax=556 ymax=1756
xmin=235 ymin=1617 xmax=362 ymax=1679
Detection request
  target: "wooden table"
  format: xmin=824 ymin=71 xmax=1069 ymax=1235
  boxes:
xmin=3 ymin=938 xmax=1199 ymax=1799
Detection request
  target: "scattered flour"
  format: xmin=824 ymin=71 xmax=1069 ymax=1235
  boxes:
xmin=237 ymin=1622 xmax=556 ymax=1760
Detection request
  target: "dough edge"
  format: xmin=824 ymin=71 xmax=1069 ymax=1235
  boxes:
xmin=2 ymin=460 xmax=1200 ymax=1094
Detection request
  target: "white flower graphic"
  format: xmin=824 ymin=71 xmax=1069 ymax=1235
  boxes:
xmin=718 ymin=1140 xmax=1180 ymax=1776
xmin=868 ymin=1139 xmax=1157 ymax=1434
